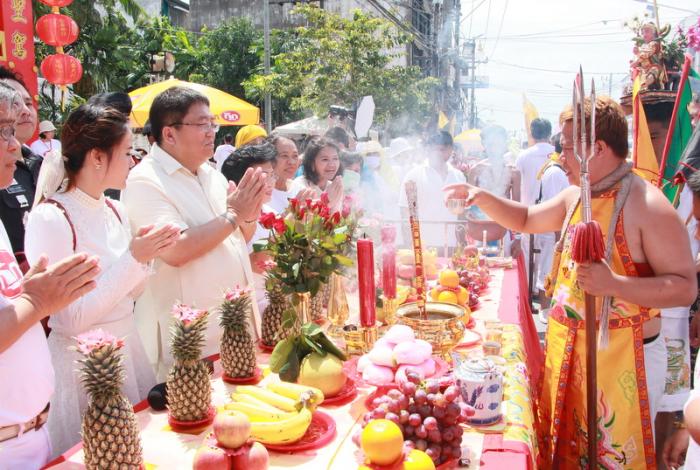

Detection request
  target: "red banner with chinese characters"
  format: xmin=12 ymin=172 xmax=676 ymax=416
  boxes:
xmin=0 ymin=0 xmax=39 ymax=108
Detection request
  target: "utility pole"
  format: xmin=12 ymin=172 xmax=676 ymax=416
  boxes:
xmin=470 ymin=39 xmax=476 ymax=128
xmin=453 ymin=0 xmax=462 ymax=133
xmin=263 ymin=0 xmax=272 ymax=132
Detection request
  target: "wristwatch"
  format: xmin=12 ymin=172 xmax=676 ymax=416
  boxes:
xmin=221 ymin=210 xmax=238 ymax=230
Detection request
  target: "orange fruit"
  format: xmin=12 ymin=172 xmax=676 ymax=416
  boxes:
xmin=457 ymin=286 xmax=469 ymax=305
xmin=437 ymin=290 xmax=458 ymax=304
xmin=361 ymin=419 xmax=404 ymax=466
xmin=403 ymin=449 xmax=436 ymax=470
xmin=438 ymin=269 xmax=460 ymax=288
xmin=430 ymin=288 xmax=440 ymax=301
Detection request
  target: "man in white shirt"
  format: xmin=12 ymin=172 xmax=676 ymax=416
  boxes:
xmin=515 ymin=118 xmax=554 ymax=298
xmin=122 ymin=87 xmax=268 ymax=380
xmin=533 ymin=134 xmax=569 ymax=323
xmin=399 ymin=131 xmax=466 ymax=249
xmin=213 ymin=133 xmax=235 ymax=172
xmin=29 ymin=120 xmax=61 ymax=158
xmin=0 ymin=82 xmax=99 ymax=469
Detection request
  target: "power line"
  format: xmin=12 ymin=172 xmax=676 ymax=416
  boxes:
xmin=460 ymin=0 xmax=489 ymax=24
xmin=489 ymin=60 xmax=629 ymax=75
xmin=488 ymin=0 xmax=509 ymax=58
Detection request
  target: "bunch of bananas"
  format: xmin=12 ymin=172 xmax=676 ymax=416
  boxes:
xmin=224 ymin=382 xmax=324 ymax=445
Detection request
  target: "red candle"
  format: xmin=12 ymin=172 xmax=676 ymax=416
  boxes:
xmin=357 ymin=237 xmax=376 ymax=327
xmin=381 ymin=225 xmax=397 ymax=299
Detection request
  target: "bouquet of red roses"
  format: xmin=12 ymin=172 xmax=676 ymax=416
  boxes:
xmin=254 ymin=193 xmax=356 ymax=297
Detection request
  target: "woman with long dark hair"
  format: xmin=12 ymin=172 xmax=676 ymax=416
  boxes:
xmin=295 ymin=137 xmax=344 ymax=209
xmin=24 ymin=104 xmax=180 ymax=456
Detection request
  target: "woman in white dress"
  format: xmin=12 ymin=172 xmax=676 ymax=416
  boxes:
xmin=24 ymin=105 xmax=180 ymax=457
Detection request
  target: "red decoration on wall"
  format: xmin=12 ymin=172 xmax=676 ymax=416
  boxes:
xmin=36 ymin=14 xmax=78 ymax=47
xmin=38 ymin=0 xmax=74 ymax=7
xmin=40 ymin=53 xmax=82 ymax=85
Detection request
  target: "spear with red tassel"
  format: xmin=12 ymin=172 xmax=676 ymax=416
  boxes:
xmin=570 ymin=68 xmax=605 ymax=470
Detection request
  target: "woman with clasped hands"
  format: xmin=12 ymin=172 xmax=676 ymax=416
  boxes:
xmin=23 ymin=104 xmax=180 ymax=457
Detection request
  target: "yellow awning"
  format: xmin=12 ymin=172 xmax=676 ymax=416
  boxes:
xmin=128 ymin=78 xmax=260 ymax=127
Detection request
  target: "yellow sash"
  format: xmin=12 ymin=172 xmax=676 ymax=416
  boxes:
xmin=537 ymin=186 xmax=659 ymax=469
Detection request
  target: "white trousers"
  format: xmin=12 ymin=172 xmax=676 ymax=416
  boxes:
xmin=0 ymin=426 xmax=50 ymax=470
xmin=644 ymin=333 xmax=668 ymax=441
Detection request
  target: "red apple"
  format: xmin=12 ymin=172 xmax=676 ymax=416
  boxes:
xmin=193 ymin=444 xmax=231 ymax=470
xmin=232 ymin=442 xmax=269 ymax=470
xmin=213 ymin=410 xmax=251 ymax=450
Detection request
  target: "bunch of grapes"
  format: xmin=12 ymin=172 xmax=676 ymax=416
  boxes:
xmin=357 ymin=371 xmax=474 ymax=466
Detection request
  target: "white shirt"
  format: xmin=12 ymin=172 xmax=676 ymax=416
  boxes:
xmin=213 ymin=144 xmax=235 ymax=171
xmin=515 ymin=142 xmax=555 ymax=206
xmin=539 ymin=164 xmax=569 ymax=203
xmin=0 ymin=223 xmax=54 ymax=426
xmin=122 ymin=144 xmax=259 ymax=379
xmin=29 ymin=139 xmax=61 ymax=158
xmin=269 ymin=179 xmax=305 ymax=214
xmin=398 ymin=162 xmax=467 ymax=247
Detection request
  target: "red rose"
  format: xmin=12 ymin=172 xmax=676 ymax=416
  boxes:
xmin=319 ymin=205 xmax=330 ymax=219
xmin=305 ymin=198 xmax=313 ymax=208
xmin=259 ymin=212 xmax=276 ymax=229
xmin=290 ymin=198 xmax=299 ymax=212
xmin=320 ymin=192 xmax=330 ymax=206
xmin=331 ymin=212 xmax=341 ymax=225
xmin=273 ymin=217 xmax=286 ymax=235
xmin=299 ymin=208 xmax=307 ymax=219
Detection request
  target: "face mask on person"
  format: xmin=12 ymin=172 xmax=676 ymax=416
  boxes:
xmin=364 ymin=155 xmax=381 ymax=170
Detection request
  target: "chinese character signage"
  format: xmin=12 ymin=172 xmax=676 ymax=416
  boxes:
xmin=1 ymin=0 xmax=39 ymax=107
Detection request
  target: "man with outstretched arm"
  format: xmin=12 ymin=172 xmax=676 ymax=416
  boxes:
xmin=445 ymin=96 xmax=696 ymax=468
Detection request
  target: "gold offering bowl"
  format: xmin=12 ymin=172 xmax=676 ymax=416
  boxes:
xmin=396 ymin=302 xmax=466 ymax=360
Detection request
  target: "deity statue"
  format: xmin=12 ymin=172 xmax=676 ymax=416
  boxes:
xmin=630 ymin=22 xmax=668 ymax=91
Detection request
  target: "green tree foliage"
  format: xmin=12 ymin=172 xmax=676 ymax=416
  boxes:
xmin=243 ymin=5 xmax=438 ymax=133
xmin=32 ymin=2 xmax=260 ymax=125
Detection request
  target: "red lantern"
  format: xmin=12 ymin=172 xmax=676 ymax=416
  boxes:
xmin=39 ymin=0 xmax=74 ymax=7
xmin=41 ymin=54 xmax=83 ymax=86
xmin=36 ymin=14 xmax=79 ymax=47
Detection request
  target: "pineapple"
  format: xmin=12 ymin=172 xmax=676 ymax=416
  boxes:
xmin=166 ymin=305 xmax=212 ymax=422
xmin=219 ymin=286 xmax=257 ymax=378
xmin=76 ymin=329 xmax=142 ymax=470
xmin=310 ymin=282 xmax=329 ymax=324
xmin=261 ymin=279 xmax=290 ymax=347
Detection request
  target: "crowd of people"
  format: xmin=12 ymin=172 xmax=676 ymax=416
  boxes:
xmin=2 ymin=57 xmax=700 ymax=469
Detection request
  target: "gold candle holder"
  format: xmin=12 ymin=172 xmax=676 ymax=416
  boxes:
xmin=326 ymin=274 xmax=349 ymax=341
xmin=343 ymin=324 xmax=378 ymax=356
xmin=382 ymin=297 xmax=398 ymax=326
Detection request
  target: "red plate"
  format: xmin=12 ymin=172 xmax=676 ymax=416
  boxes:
xmin=321 ymin=378 xmax=358 ymax=406
xmin=263 ymin=411 xmax=336 ymax=453
xmin=222 ymin=366 xmax=263 ymax=385
xmin=347 ymin=356 xmax=450 ymax=388
xmin=257 ymin=340 xmax=275 ymax=353
xmin=464 ymin=316 xmax=476 ymax=329
xmin=168 ymin=405 xmax=215 ymax=432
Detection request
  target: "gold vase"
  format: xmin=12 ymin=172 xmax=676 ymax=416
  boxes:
xmin=327 ymin=273 xmax=349 ymax=340
xmin=293 ymin=292 xmax=311 ymax=326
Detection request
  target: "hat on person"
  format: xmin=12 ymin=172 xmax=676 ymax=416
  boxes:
xmin=388 ymin=137 xmax=414 ymax=159
xmin=357 ymin=140 xmax=384 ymax=157
xmin=235 ymin=125 xmax=268 ymax=148
xmin=38 ymin=121 xmax=56 ymax=133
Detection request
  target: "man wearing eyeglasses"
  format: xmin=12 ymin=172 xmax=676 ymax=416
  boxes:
xmin=122 ymin=86 xmax=268 ymax=379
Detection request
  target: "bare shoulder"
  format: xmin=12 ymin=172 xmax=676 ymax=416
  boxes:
xmin=625 ymin=176 xmax=683 ymax=232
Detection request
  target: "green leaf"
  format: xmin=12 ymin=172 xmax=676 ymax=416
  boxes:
xmin=278 ymin=344 xmax=301 ymax=382
xmin=302 ymin=322 xmax=323 ymax=337
xmin=269 ymin=337 xmax=295 ymax=373
xmin=334 ymin=254 xmax=354 ymax=267
xmin=303 ymin=336 xmax=326 ymax=356
xmin=316 ymin=332 xmax=347 ymax=361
